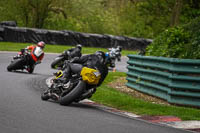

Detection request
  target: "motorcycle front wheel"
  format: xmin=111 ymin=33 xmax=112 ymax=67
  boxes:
xmin=7 ymin=59 xmax=24 ymax=71
xmin=51 ymin=57 xmax=64 ymax=69
xmin=41 ymin=90 xmax=50 ymax=101
xmin=59 ymin=80 xmax=86 ymax=106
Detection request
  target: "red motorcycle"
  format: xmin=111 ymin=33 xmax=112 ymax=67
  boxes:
xmin=7 ymin=49 xmax=36 ymax=73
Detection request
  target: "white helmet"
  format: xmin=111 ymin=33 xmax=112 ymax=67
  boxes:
xmin=37 ymin=41 xmax=45 ymax=48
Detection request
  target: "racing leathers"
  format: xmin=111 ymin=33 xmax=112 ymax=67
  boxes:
xmin=58 ymin=54 xmax=108 ymax=87
xmin=27 ymin=45 xmax=44 ymax=65
xmin=64 ymin=47 xmax=82 ymax=60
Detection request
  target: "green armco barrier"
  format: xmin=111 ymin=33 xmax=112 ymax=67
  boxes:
xmin=126 ymin=54 xmax=200 ymax=107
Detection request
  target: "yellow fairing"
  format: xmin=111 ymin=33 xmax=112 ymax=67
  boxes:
xmin=80 ymin=67 xmax=101 ymax=85
xmin=55 ymin=70 xmax=63 ymax=79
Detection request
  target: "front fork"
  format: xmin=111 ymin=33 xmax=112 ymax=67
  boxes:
xmin=43 ymin=87 xmax=60 ymax=101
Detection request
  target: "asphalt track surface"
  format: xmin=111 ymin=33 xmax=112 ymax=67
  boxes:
xmin=0 ymin=52 xmax=190 ymax=133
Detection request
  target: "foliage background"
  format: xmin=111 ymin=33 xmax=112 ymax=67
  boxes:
xmin=1 ymin=0 xmax=200 ymax=59
xmin=145 ymin=16 xmax=200 ymax=59
xmin=0 ymin=0 xmax=199 ymax=39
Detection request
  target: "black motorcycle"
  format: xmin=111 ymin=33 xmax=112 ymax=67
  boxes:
xmin=7 ymin=49 xmax=36 ymax=73
xmin=51 ymin=51 xmax=70 ymax=69
xmin=41 ymin=67 xmax=101 ymax=105
xmin=51 ymin=48 xmax=82 ymax=69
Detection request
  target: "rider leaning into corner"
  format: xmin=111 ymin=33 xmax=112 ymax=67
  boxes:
xmin=26 ymin=41 xmax=45 ymax=67
xmin=51 ymin=51 xmax=109 ymax=99
xmin=65 ymin=44 xmax=82 ymax=59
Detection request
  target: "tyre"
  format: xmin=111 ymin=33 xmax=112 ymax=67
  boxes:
xmin=7 ymin=59 xmax=23 ymax=71
xmin=59 ymin=80 xmax=86 ymax=106
xmin=51 ymin=57 xmax=64 ymax=69
xmin=41 ymin=92 xmax=50 ymax=101
xmin=28 ymin=68 xmax=34 ymax=74
xmin=27 ymin=66 xmax=34 ymax=74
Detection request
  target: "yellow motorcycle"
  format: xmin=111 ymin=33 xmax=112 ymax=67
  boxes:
xmin=41 ymin=67 xmax=101 ymax=105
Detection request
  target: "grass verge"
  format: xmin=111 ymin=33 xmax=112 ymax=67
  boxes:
xmin=0 ymin=42 xmax=137 ymax=56
xmin=91 ymin=72 xmax=200 ymax=121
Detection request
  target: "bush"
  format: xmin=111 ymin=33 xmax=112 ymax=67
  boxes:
xmin=145 ymin=27 xmax=190 ymax=58
xmin=146 ymin=17 xmax=200 ymax=59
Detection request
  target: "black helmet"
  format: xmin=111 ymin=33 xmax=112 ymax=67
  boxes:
xmin=76 ymin=44 xmax=82 ymax=50
xmin=95 ymin=51 xmax=106 ymax=64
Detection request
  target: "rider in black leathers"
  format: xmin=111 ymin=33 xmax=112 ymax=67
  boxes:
xmin=51 ymin=51 xmax=108 ymax=100
xmin=51 ymin=44 xmax=82 ymax=69
xmin=65 ymin=44 xmax=82 ymax=59
xmin=55 ymin=51 xmax=108 ymax=87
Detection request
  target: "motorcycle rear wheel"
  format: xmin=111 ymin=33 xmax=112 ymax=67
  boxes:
xmin=27 ymin=66 xmax=34 ymax=74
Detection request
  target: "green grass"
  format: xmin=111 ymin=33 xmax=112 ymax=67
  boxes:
xmin=91 ymin=72 xmax=200 ymax=121
xmin=0 ymin=42 xmax=137 ymax=56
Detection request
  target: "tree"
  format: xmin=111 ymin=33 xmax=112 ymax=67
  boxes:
xmin=13 ymin=0 xmax=67 ymax=28
xmin=170 ymin=0 xmax=183 ymax=26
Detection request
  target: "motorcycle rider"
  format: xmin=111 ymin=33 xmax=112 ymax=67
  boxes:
xmin=51 ymin=44 xmax=82 ymax=69
xmin=116 ymin=45 xmax=122 ymax=61
xmin=51 ymin=51 xmax=108 ymax=100
xmin=64 ymin=44 xmax=82 ymax=59
xmin=26 ymin=41 xmax=45 ymax=67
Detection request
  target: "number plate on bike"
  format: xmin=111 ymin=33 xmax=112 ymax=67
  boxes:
xmin=93 ymin=71 xmax=101 ymax=77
